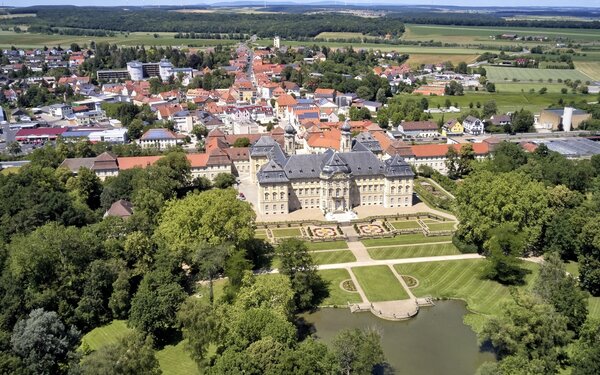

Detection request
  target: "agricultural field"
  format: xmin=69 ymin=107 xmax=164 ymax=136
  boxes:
xmin=352 ymin=265 xmax=409 ymax=301
xmin=403 ymin=24 xmax=600 ymax=44
xmin=0 ymin=30 xmax=236 ymax=49
xmin=574 ymin=61 xmax=600 ymax=81
xmin=406 ymin=53 xmax=479 ymax=67
xmin=485 ymin=66 xmax=591 ymax=83
xmin=367 ymin=243 xmax=461 ymax=260
xmin=315 ymin=32 xmax=376 ymax=40
xmin=318 ymin=269 xmax=363 ymax=306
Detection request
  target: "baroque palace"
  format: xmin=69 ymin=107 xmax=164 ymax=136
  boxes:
xmin=251 ymin=121 xmax=415 ymax=217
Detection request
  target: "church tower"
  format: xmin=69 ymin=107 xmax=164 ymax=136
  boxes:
xmin=284 ymin=124 xmax=297 ymax=155
xmin=340 ymin=119 xmax=352 ymax=152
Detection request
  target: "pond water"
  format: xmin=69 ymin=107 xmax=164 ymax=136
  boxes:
xmin=302 ymin=300 xmax=495 ymax=375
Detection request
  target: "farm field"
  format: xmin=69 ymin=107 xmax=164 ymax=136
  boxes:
xmin=486 ymin=66 xmax=591 ymax=83
xmin=574 ymin=61 xmax=600 ymax=81
xmin=406 ymin=53 xmax=479 ymax=67
xmin=311 ymin=250 xmax=356 ymax=265
xmin=352 ymin=265 xmax=409 ymax=301
xmin=315 ymin=32 xmax=377 ymax=40
xmin=367 ymin=243 xmax=461 ymax=260
xmin=318 ymin=269 xmax=363 ymax=306
xmin=394 ymin=259 xmax=539 ymax=315
xmin=494 ymin=83 xmax=569 ymax=93
xmin=403 ymin=24 xmax=600 ymax=43
xmin=0 ymin=30 xmax=237 ymax=48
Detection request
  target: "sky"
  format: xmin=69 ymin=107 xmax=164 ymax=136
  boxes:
xmin=9 ymin=1 xmax=600 ymax=8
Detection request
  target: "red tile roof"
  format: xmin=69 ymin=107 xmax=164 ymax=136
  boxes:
xmin=410 ymin=143 xmax=490 ymax=158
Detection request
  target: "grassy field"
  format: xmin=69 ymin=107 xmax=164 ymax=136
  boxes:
xmin=352 ymin=265 xmax=409 ymax=301
xmin=367 ymin=243 xmax=461 ymax=260
xmin=406 ymin=53 xmax=479 ymax=67
xmin=486 ymin=66 xmax=591 ymax=83
xmin=390 ymin=220 xmax=422 ymax=230
xmin=315 ymin=32 xmax=377 ymax=40
xmin=362 ymin=234 xmax=453 ymax=247
xmin=426 ymin=222 xmax=456 ymax=231
xmin=403 ymin=24 xmax=600 ymax=44
xmin=318 ymin=269 xmax=363 ymax=306
xmin=394 ymin=259 xmax=538 ymax=315
xmin=0 ymin=30 xmax=237 ymax=49
xmin=311 ymin=250 xmax=356 ymax=265
xmin=156 ymin=340 xmax=200 ymax=375
xmin=254 ymin=229 xmax=268 ymax=239
xmin=271 ymin=227 xmax=302 ymax=238
xmin=590 ymin=297 xmax=600 ymax=319
xmin=574 ymin=61 xmax=600 ymax=81
xmin=81 ymin=320 xmax=132 ymax=351
xmin=306 ymin=240 xmax=348 ymax=251
xmin=494 ymin=83 xmax=569 ymax=93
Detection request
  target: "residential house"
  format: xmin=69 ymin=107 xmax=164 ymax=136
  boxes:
xmin=462 ymin=116 xmax=484 ymax=135
xmin=441 ymin=119 xmax=464 ymax=136
xmin=397 ymin=121 xmax=440 ymax=138
xmin=138 ymin=128 xmax=185 ymax=150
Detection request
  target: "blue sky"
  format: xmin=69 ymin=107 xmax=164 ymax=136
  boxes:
xmin=10 ymin=1 xmax=600 ymax=8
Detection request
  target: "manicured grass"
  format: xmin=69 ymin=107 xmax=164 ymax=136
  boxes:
xmin=254 ymin=229 xmax=268 ymax=239
xmin=311 ymin=250 xmax=356 ymax=265
xmin=271 ymin=227 xmax=301 ymax=237
xmin=352 ymin=265 xmax=409 ymax=301
xmin=394 ymin=259 xmax=539 ymax=315
xmin=81 ymin=320 xmax=133 ymax=351
xmin=318 ymin=269 xmax=363 ymax=306
xmin=306 ymin=240 xmax=348 ymax=251
xmin=590 ymin=297 xmax=600 ymax=319
xmin=574 ymin=61 xmax=600 ymax=80
xmin=362 ymin=234 xmax=452 ymax=247
xmin=367 ymin=243 xmax=461 ymax=260
xmin=390 ymin=220 xmax=422 ymax=230
xmin=426 ymin=222 xmax=456 ymax=232
xmin=156 ymin=340 xmax=200 ymax=375
xmin=486 ymin=66 xmax=589 ymax=83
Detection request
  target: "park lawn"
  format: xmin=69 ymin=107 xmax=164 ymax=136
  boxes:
xmin=426 ymin=222 xmax=456 ymax=231
xmin=196 ymin=279 xmax=228 ymax=304
xmin=352 ymin=265 xmax=409 ymax=301
xmin=394 ymin=259 xmax=538 ymax=316
xmin=254 ymin=229 xmax=268 ymax=239
xmin=589 ymin=297 xmax=600 ymax=319
xmin=306 ymin=240 xmax=348 ymax=251
xmin=367 ymin=243 xmax=461 ymax=260
xmin=318 ymin=269 xmax=363 ymax=306
xmin=390 ymin=220 xmax=422 ymax=230
xmin=485 ymin=66 xmax=590 ymax=83
xmin=81 ymin=320 xmax=133 ymax=351
xmin=311 ymin=250 xmax=356 ymax=265
xmin=362 ymin=234 xmax=452 ymax=247
xmin=574 ymin=61 xmax=600 ymax=80
xmin=271 ymin=227 xmax=302 ymax=238
xmin=156 ymin=340 xmax=200 ymax=375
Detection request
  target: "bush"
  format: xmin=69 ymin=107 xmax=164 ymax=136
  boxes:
xmin=452 ymin=234 xmax=479 ymax=254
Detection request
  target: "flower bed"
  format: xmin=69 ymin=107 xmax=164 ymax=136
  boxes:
xmin=312 ymin=226 xmax=338 ymax=238
xmin=358 ymin=223 xmax=385 ymax=235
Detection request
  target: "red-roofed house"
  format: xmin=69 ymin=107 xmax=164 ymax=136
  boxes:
xmin=405 ymin=143 xmax=490 ymax=174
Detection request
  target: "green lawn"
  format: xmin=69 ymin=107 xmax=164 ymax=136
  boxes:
xmin=426 ymin=222 xmax=457 ymax=232
xmin=390 ymin=220 xmax=422 ymax=230
xmin=367 ymin=243 xmax=461 ymax=260
xmin=590 ymin=297 xmax=600 ymax=319
xmin=271 ymin=227 xmax=301 ymax=238
xmin=81 ymin=320 xmax=133 ymax=351
xmin=575 ymin=61 xmax=600 ymax=80
xmin=254 ymin=229 xmax=268 ymax=239
xmin=318 ymin=269 xmax=363 ymax=306
xmin=565 ymin=261 xmax=580 ymax=278
xmin=486 ymin=66 xmax=590 ymax=83
xmin=362 ymin=234 xmax=452 ymax=247
xmin=394 ymin=259 xmax=538 ymax=315
xmin=352 ymin=266 xmax=409 ymax=301
xmin=311 ymin=250 xmax=356 ymax=265
xmin=494 ymin=83 xmax=569 ymax=93
xmin=156 ymin=340 xmax=200 ymax=375
xmin=306 ymin=240 xmax=348 ymax=251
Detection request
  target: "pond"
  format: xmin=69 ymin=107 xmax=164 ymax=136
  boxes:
xmin=302 ymin=300 xmax=495 ymax=375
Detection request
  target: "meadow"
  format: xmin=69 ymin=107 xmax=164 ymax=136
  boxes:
xmin=574 ymin=61 xmax=600 ymax=81
xmin=486 ymin=66 xmax=591 ymax=83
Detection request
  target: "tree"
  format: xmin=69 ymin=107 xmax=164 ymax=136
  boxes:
xmin=454 ymin=170 xmax=549 ymax=249
xmin=457 ymin=143 xmax=475 ymax=177
xmin=511 ymin=109 xmax=534 ymax=133
xmin=276 ymin=239 xmax=329 ymax=311
xmin=375 ymin=88 xmax=387 ymax=104
xmin=479 ymin=291 xmax=571 ymax=375
xmin=177 ymin=299 xmax=216 ymax=367
xmin=482 ymin=100 xmax=497 ymax=118
xmin=577 ymin=219 xmax=600 ymax=296
xmin=127 ymin=118 xmax=144 ymax=140
xmin=485 ymin=82 xmax=496 ymax=92
xmin=233 ymin=137 xmax=251 ymax=147
xmin=445 ymin=146 xmax=459 ymax=179
xmin=192 ymin=242 xmax=228 ymax=304
xmin=488 ymin=141 xmax=528 ymax=173
xmin=213 ymin=173 xmax=236 ymax=189
xmin=534 ymin=252 xmax=588 ymax=333
xmin=356 ymin=86 xmax=374 ymax=100
xmin=483 ymin=223 xmax=529 ymax=285
xmin=66 ymin=167 xmax=103 ymax=210
xmin=6 ymin=141 xmax=21 ymax=156
xmin=128 ymin=269 xmax=186 ymax=342
xmin=11 ymin=309 xmax=80 ymax=375
xmin=444 ymin=81 xmax=464 ymax=96
xmin=456 ymin=61 xmax=468 ymax=74
xmin=332 ymin=328 xmax=385 ymax=375
xmin=572 ymin=318 xmax=600 ymax=375
xmin=155 ymin=189 xmax=256 ymax=252
xmin=81 ymin=331 xmax=161 ymax=375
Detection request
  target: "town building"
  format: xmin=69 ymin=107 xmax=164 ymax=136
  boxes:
xmin=538 ymin=107 xmax=591 ymax=131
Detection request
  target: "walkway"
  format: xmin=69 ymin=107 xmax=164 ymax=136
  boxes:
xmin=424 ymin=177 xmax=455 ymax=199
xmin=340 ymin=224 xmax=372 ymax=262
xmin=316 ymin=253 xmax=483 ymax=271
